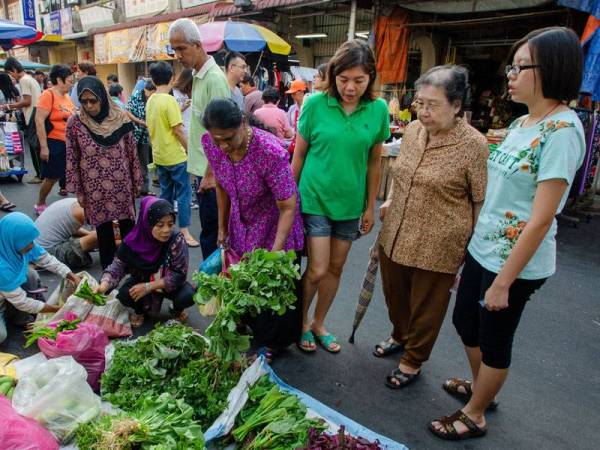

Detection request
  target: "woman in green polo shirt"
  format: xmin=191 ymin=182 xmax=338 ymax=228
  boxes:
xmin=292 ymin=40 xmax=390 ymax=353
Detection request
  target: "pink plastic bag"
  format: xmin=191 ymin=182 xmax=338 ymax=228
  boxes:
xmin=38 ymin=312 xmax=109 ymax=391
xmin=0 ymin=396 xmax=59 ymax=450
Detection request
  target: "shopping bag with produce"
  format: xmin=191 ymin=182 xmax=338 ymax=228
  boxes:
xmin=31 ymin=312 xmax=109 ymax=391
xmin=12 ymin=356 xmax=101 ymax=444
xmin=199 ymin=247 xmax=223 ymax=275
xmin=0 ymin=396 xmax=59 ymax=450
xmin=196 ymin=248 xmax=240 ymax=317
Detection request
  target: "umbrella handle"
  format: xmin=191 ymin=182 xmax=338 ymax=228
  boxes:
xmin=349 ymin=328 xmax=356 ymax=344
xmin=252 ymin=51 xmax=264 ymax=77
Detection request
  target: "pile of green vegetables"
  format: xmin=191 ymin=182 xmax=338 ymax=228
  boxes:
xmin=100 ymin=322 xmax=244 ymax=431
xmin=24 ymin=315 xmax=81 ymax=348
xmin=193 ymin=249 xmax=300 ymax=361
xmin=73 ymin=279 xmax=107 ymax=306
xmin=0 ymin=375 xmax=16 ymax=400
xmin=230 ymin=376 xmax=326 ymax=450
xmin=75 ymin=393 xmax=205 ymax=450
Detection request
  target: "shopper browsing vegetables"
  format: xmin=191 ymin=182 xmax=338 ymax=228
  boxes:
xmin=95 ymin=197 xmax=195 ymax=327
xmin=0 ymin=213 xmax=81 ymax=344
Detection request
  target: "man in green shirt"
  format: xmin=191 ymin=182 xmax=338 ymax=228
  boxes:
xmin=169 ymin=18 xmax=231 ymax=258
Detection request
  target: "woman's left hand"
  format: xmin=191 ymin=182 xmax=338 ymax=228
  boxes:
xmin=129 ymin=283 xmax=150 ymax=302
xmin=483 ymin=282 xmax=510 ymax=311
xmin=66 ymin=272 xmax=81 ymax=287
xmin=360 ymin=208 xmax=375 ymax=235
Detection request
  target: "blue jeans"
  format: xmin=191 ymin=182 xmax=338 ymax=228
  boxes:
xmin=157 ymin=161 xmax=192 ymax=228
xmin=194 ymin=176 xmax=218 ymax=259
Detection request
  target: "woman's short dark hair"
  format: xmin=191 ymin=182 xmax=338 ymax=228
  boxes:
xmin=173 ymin=68 xmax=193 ymax=94
xmin=149 ymin=61 xmax=173 ymax=86
xmin=241 ymin=75 xmax=255 ymax=87
xmin=326 ymin=39 xmax=378 ymax=102
xmin=0 ymin=72 xmax=20 ymax=101
xmin=107 ymin=73 xmax=118 ymax=83
xmin=49 ymin=64 xmax=72 ymax=85
xmin=203 ymin=98 xmax=274 ymax=134
xmin=109 ymin=83 xmax=123 ymax=97
xmin=262 ymin=87 xmax=280 ymax=104
xmin=77 ymin=61 xmax=96 ymax=76
xmin=415 ymin=64 xmax=470 ymax=115
xmin=508 ymin=27 xmax=582 ymax=102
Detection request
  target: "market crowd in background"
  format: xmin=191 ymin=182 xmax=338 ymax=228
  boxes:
xmin=0 ymin=23 xmax=589 ymax=441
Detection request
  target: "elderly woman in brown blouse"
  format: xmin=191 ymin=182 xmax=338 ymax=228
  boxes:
xmin=377 ymin=65 xmax=488 ymax=389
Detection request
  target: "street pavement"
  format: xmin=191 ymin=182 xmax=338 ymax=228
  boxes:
xmin=1 ymin=163 xmax=599 ymax=450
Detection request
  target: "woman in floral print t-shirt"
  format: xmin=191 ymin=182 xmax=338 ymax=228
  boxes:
xmin=430 ymin=27 xmax=585 ymax=441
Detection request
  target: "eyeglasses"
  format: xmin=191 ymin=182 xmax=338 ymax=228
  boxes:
xmin=231 ymin=64 xmax=249 ymax=71
xmin=504 ymin=64 xmax=540 ymax=76
xmin=413 ymin=100 xmax=443 ymax=112
xmin=80 ymin=98 xmax=99 ymax=106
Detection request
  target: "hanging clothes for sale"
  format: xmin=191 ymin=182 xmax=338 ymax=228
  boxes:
xmin=375 ymin=8 xmax=410 ymax=85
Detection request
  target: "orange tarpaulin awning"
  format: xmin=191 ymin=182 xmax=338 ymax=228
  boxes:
xmin=375 ymin=9 xmax=410 ymax=85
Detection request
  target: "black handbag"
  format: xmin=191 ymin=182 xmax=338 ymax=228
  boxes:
xmin=44 ymin=90 xmax=55 ymax=134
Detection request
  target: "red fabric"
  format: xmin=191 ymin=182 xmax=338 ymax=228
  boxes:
xmin=581 ymin=15 xmax=600 ymax=44
xmin=375 ymin=8 xmax=410 ymax=85
xmin=288 ymin=108 xmax=299 ymax=155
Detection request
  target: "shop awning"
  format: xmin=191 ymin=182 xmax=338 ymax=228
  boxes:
xmin=394 ymin=0 xmax=553 ymax=14
xmin=0 ymin=59 xmax=50 ymax=70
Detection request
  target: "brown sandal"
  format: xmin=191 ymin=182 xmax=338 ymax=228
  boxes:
xmin=443 ymin=378 xmax=499 ymax=411
xmin=429 ymin=409 xmax=487 ymax=441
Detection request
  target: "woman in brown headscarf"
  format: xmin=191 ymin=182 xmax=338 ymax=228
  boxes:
xmin=66 ymin=76 xmax=142 ymax=269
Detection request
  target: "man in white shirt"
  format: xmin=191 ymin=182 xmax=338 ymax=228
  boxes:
xmin=4 ymin=57 xmax=42 ymax=183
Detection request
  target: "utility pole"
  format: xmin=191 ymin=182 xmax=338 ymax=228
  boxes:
xmin=347 ymin=0 xmax=357 ymax=41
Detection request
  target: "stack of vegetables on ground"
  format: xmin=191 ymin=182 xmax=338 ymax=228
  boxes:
xmin=304 ymin=426 xmax=384 ymax=449
xmin=226 ymin=375 xmax=326 ymax=450
xmin=75 ymin=393 xmax=205 ymax=450
xmin=0 ymin=375 xmax=16 ymax=400
xmin=73 ymin=279 xmax=107 ymax=306
xmin=193 ymin=249 xmax=300 ymax=361
xmin=24 ymin=314 xmax=81 ymax=348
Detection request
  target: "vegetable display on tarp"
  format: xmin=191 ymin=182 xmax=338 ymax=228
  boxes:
xmin=305 ymin=426 xmax=384 ymax=449
xmin=75 ymin=393 xmax=205 ymax=449
xmin=0 ymin=396 xmax=59 ymax=450
xmin=193 ymin=249 xmax=300 ymax=361
xmin=12 ymin=356 xmax=101 ymax=443
xmin=101 ymin=322 xmax=208 ymax=408
xmin=230 ymin=376 xmax=326 ymax=450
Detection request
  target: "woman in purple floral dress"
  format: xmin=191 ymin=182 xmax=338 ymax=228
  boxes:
xmin=202 ymin=98 xmax=304 ymax=353
xmin=66 ymin=77 xmax=141 ymax=269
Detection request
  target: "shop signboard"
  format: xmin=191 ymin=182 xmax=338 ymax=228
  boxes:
xmin=125 ymin=0 xmax=168 ymax=19
xmin=79 ymin=2 xmax=115 ymax=31
xmin=22 ymin=0 xmax=36 ymax=28
xmin=147 ymin=22 xmax=173 ymax=60
xmin=95 ymin=27 xmax=147 ymax=64
xmin=49 ymin=10 xmax=61 ymax=35
xmin=60 ymin=7 xmax=73 ymax=35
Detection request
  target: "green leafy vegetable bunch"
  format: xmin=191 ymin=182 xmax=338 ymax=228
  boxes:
xmin=24 ymin=315 xmax=82 ymax=348
xmin=193 ymin=249 xmax=300 ymax=361
xmin=74 ymin=279 xmax=107 ymax=306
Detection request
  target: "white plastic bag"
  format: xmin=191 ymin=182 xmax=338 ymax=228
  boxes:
xmin=12 ymin=356 xmax=101 ymax=443
xmin=12 ymin=352 xmax=47 ymax=379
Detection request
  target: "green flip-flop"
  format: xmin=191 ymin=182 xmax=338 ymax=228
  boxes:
xmin=297 ymin=330 xmax=317 ymax=352
xmin=315 ymin=333 xmax=341 ymax=353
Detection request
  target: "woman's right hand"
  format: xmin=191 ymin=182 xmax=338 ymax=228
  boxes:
xmin=40 ymin=303 xmax=60 ymax=314
xmin=95 ymin=281 xmax=109 ymax=295
xmin=217 ymin=229 xmax=228 ymax=248
xmin=40 ymin=147 xmax=49 ymax=162
xmin=379 ymin=199 xmax=391 ymax=221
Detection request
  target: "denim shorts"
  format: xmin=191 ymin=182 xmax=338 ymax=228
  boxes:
xmin=303 ymin=214 xmax=361 ymax=241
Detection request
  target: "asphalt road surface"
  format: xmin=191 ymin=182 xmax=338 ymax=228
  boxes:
xmin=1 ymin=165 xmax=599 ymax=450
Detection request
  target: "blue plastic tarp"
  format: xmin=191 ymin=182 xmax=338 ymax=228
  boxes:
xmin=582 ymin=26 xmax=600 ymax=100
xmin=558 ymin=0 xmax=600 ymax=17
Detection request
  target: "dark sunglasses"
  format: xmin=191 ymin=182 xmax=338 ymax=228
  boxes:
xmin=80 ymin=98 xmax=99 ymax=106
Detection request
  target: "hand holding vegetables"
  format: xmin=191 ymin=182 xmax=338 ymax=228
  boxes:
xmin=66 ymin=272 xmax=82 ymax=287
xmin=74 ymin=279 xmax=107 ymax=306
xmin=94 ymin=281 xmax=110 ymax=295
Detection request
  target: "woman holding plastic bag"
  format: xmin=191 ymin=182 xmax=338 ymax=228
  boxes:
xmin=96 ymin=197 xmax=195 ymax=327
xmin=201 ymin=98 xmax=304 ymax=358
xmin=0 ymin=213 xmax=80 ymax=344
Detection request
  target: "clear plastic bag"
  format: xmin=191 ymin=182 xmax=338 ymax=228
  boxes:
xmin=12 ymin=356 xmax=101 ymax=444
xmin=37 ymin=313 xmax=109 ymax=391
xmin=0 ymin=396 xmax=59 ymax=450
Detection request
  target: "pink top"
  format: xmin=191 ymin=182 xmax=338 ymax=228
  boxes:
xmin=254 ymin=104 xmax=293 ymax=139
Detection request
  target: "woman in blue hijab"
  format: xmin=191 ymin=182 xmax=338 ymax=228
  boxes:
xmin=0 ymin=212 xmax=80 ymax=343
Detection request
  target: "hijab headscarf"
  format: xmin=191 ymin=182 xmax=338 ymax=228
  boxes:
xmin=77 ymin=76 xmax=134 ymax=147
xmin=0 ymin=213 xmax=46 ymax=292
xmin=117 ymin=197 xmax=176 ymax=273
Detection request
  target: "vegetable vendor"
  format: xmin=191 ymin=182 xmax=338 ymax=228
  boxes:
xmin=0 ymin=213 xmax=81 ymax=344
xmin=96 ymin=197 xmax=195 ymax=327
xmin=201 ymin=98 xmax=304 ymax=357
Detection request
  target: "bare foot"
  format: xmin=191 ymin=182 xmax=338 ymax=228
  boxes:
xmin=130 ymin=313 xmax=144 ymax=327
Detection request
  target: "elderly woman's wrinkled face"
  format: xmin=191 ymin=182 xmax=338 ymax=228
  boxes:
xmin=415 ymin=84 xmax=461 ymax=134
xmin=151 ymin=214 xmax=175 ymax=242
xmin=80 ymin=90 xmax=101 ymax=117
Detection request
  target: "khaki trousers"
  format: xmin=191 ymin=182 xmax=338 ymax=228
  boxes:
xmin=379 ymin=246 xmax=456 ymax=370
